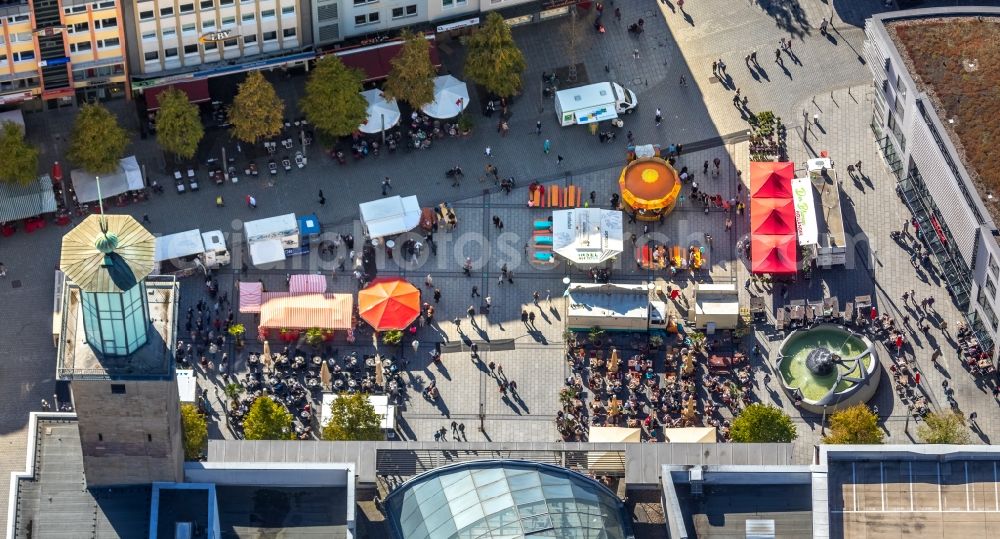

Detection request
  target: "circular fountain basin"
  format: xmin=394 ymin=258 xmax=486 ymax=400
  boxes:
xmin=776 ymin=324 xmax=880 ymax=413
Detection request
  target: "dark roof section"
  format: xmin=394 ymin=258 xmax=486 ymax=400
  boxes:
xmin=13 ymin=418 xmax=151 ymax=538
xmin=674 ymin=483 xmax=813 ymax=538
xmin=384 ymin=459 xmax=635 ymax=539
xmin=216 ymin=486 xmax=349 ymax=538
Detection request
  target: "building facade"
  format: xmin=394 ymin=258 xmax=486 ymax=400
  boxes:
xmin=864 ymin=7 xmax=1000 ymax=359
xmin=0 ymin=0 xmax=129 ymax=108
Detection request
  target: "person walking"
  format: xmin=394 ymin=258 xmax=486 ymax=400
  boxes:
xmin=318 ymin=189 xmax=326 ymax=205
xmin=471 ymin=286 xmax=480 ymax=297
xmin=528 ymin=311 xmax=536 ymax=326
xmin=497 ymin=364 xmax=504 ymax=377
xmin=142 ymin=214 xmax=151 ymax=223
xmin=775 ymin=48 xmax=782 ymax=64
xmin=488 ymin=361 xmax=496 ymax=374
xmin=717 ymin=59 xmax=726 ymax=74
xmin=712 ymin=60 xmax=718 ymax=73
xmin=655 ymin=108 xmax=662 ymax=127
xmin=533 ymin=290 xmax=540 ymax=304
xmin=381 ymin=177 xmax=392 ymax=196
xmin=556 ymin=155 xmax=564 ymax=166
xmin=633 ymin=48 xmax=640 ymax=60
xmin=484 ymin=295 xmax=492 ymax=307
xmin=521 ymin=310 xmax=529 ymax=325
xmin=750 ymin=50 xmax=757 ymax=64
xmin=536 ymin=120 xmax=542 ymax=135
xmin=463 ymin=257 xmax=473 ymax=276
xmin=484 ymin=146 xmax=492 ymax=157
xmin=434 ymin=288 xmax=442 ymax=303
xmin=0 ymin=262 xmax=6 ymax=278
xmin=543 ymin=139 xmax=551 ymax=154
xmin=679 ymin=75 xmax=686 ymax=86
xmin=425 ymin=274 xmax=433 ymax=287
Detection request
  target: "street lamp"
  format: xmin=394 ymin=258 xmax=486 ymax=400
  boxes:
xmin=821 ymin=405 xmax=828 ymax=435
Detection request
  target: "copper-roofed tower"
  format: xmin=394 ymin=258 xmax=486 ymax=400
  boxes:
xmin=56 ymin=212 xmax=184 ymax=487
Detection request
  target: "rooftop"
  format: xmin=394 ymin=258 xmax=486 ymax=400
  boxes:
xmin=674 ymin=483 xmax=813 ymax=538
xmin=216 ymin=486 xmax=348 ymax=538
xmin=56 ymin=277 xmax=178 ymax=380
xmin=886 ymin=15 xmax=1000 ymax=223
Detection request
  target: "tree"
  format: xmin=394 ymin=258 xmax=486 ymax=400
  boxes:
xmin=155 ymin=87 xmax=204 ymax=160
xmin=180 ymin=403 xmax=208 ymax=460
xmin=68 ymin=103 xmax=129 ymax=174
xmin=822 ymin=404 xmax=884 ymax=445
xmin=730 ymin=403 xmax=797 ymax=443
xmin=228 ymin=71 xmax=284 ymax=145
xmin=464 ymin=12 xmax=526 ymax=98
xmin=300 ymin=56 xmax=368 ymax=138
xmin=0 ymin=121 xmax=39 ymax=185
xmin=917 ymin=411 xmax=971 ymax=444
xmin=322 ymin=393 xmax=384 ymax=441
xmin=383 ymin=31 xmax=436 ymax=108
xmin=242 ymin=396 xmax=293 ymax=440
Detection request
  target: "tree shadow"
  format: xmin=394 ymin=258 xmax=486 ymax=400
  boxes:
xmin=755 ymin=0 xmax=812 ymax=37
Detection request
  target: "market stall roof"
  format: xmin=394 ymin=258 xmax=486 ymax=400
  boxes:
xmin=0 ymin=174 xmax=57 ymax=222
xmin=750 ymin=161 xmax=794 ymax=199
xmin=289 ymin=274 xmax=326 ymax=294
xmin=322 ymin=393 xmax=396 ymax=430
xmin=359 ymin=195 xmax=421 ymax=238
xmin=259 ymin=293 xmax=353 ymax=330
xmin=239 ymin=281 xmax=264 ymax=313
xmin=359 ymin=89 xmax=401 ymax=134
xmin=589 ymin=426 xmax=641 ymax=443
xmin=176 ymin=369 xmax=197 ymax=403
xmin=619 ymin=157 xmax=681 ymax=210
xmin=694 ymin=283 xmax=740 ymax=320
xmin=144 ymin=79 xmax=211 ymax=110
xmin=333 ymin=36 xmax=441 ymax=82
xmin=248 ymin=239 xmax=286 ymax=266
xmin=298 ymin=214 xmax=321 ymax=237
xmin=567 ymin=283 xmax=650 ymax=321
xmin=662 ymin=426 xmax=717 ymax=443
xmin=751 ymin=197 xmax=796 ymax=236
xmin=553 ymin=208 xmax=624 ymax=265
xmin=420 ymin=75 xmax=470 ymax=119
xmin=751 ymin=234 xmax=798 ymax=275
xmin=70 ymin=156 xmax=144 ymax=203
xmin=358 ymin=277 xmax=421 ymax=331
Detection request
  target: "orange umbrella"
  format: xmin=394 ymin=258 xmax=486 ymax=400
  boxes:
xmin=619 ymin=157 xmax=681 ymax=211
xmin=358 ymin=277 xmax=421 ymax=331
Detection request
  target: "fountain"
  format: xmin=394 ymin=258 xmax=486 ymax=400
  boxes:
xmin=776 ymin=324 xmax=880 ymax=413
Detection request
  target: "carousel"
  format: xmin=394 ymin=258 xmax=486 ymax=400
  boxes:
xmin=618 ymin=156 xmax=681 ymax=221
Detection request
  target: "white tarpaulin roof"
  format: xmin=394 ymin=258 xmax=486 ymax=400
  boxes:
xmin=360 ymin=195 xmax=421 ymax=238
xmin=359 ymin=89 xmax=401 ymax=134
xmin=791 ymin=177 xmax=818 ymax=247
xmin=0 ymin=174 xmax=57 ymax=222
xmin=587 ymin=427 xmax=640 ymax=471
xmin=249 ymin=238 xmax=286 ymax=266
xmin=421 ymin=75 xmax=470 ymax=119
xmin=663 ymin=426 xmax=717 ymax=443
xmin=322 ymin=393 xmax=396 ymax=430
xmin=71 ymin=156 xmax=144 ymax=203
xmin=553 ymin=208 xmax=624 ymax=265
xmin=176 ymin=369 xmax=197 ymax=402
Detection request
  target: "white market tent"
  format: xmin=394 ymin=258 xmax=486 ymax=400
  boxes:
xmin=566 ymin=282 xmax=652 ymax=332
xmin=553 ymin=208 xmax=623 ymax=265
xmin=587 ymin=426 xmax=640 ymax=471
xmin=249 ymin=239 xmax=287 ymax=266
xmin=359 ymin=89 xmax=401 ymax=134
xmin=359 ymin=195 xmax=421 ymax=238
xmin=71 ymin=156 xmax=144 ymax=203
xmin=322 ymin=393 xmax=396 ymax=430
xmin=693 ymin=283 xmax=740 ymax=330
xmin=421 ymin=75 xmax=470 ymax=119
xmin=662 ymin=426 xmax=717 ymax=443
xmin=176 ymin=369 xmax=197 ymax=403
xmin=0 ymin=174 xmax=57 ymax=222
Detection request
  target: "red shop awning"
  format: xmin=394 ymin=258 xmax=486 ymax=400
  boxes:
xmin=332 ymin=37 xmax=441 ymax=82
xmin=145 ymin=79 xmax=211 ymax=110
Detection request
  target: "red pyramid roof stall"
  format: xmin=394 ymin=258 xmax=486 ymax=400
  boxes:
xmin=751 ymin=234 xmax=798 ymax=275
xmin=750 ymin=198 xmax=796 ymax=236
xmin=750 ymin=161 xmax=794 ymax=199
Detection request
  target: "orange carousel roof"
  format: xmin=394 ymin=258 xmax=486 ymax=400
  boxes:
xmin=619 ymin=157 xmax=681 ymax=210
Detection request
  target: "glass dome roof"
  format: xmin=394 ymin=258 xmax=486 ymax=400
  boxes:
xmin=385 ymin=460 xmax=634 ymax=539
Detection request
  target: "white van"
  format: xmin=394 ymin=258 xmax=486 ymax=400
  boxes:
xmin=154 ymin=229 xmax=231 ymax=275
xmin=554 ymin=82 xmax=638 ymax=126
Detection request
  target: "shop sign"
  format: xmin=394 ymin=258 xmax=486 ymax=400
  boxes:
xmin=930 ymin=215 xmax=948 ymax=246
xmin=436 ymin=17 xmax=479 ymax=33
xmin=504 ymin=14 xmax=533 ymax=27
xmin=791 ymin=177 xmax=818 ymax=247
xmin=539 ymin=6 xmax=570 ymax=20
xmin=0 ymin=91 xmax=34 ymax=104
xmin=34 ymin=26 xmax=66 ymax=36
xmin=200 ymin=29 xmax=236 ymax=43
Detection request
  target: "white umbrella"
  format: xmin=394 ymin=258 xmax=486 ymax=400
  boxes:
xmin=358 ymin=89 xmax=401 ymax=134
xmin=421 ymin=75 xmax=470 ymax=119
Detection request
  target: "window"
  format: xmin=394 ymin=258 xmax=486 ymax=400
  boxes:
xmin=7 ymin=14 xmax=30 ymax=23
xmin=896 ymin=74 xmax=906 ymax=99
xmin=111 ymin=384 xmax=126 ymax=394
xmin=144 ymin=50 xmax=159 ymax=61
xmin=262 ymin=30 xmax=277 ymax=41
xmin=223 ymin=38 xmax=238 ymax=48
xmin=353 ymin=0 xmax=376 ymax=4
xmin=97 ymin=37 xmax=120 ymax=48
xmin=10 ymin=32 xmax=32 ymax=43
xmin=203 ymin=41 xmax=217 ymax=51
xmin=281 ymin=5 xmax=293 ymax=14
xmin=989 ymin=255 xmax=999 ymax=280
xmin=0 ymin=54 xmax=6 ymax=63
xmin=442 ymin=0 xmax=467 ymax=6
xmin=282 ymin=27 xmax=295 ymax=38
xmin=354 ymin=11 xmax=378 ymax=25
xmin=987 ymin=276 xmax=997 ymax=300
xmin=96 ymin=0 xmax=115 ymax=9
xmin=98 ymin=433 xmax=103 ymax=441
xmin=261 ymin=8 xmax=275 ymax=18
xmin=180 ymin=3 xmax=194 ymax=12
xmin=201 ymin=0 xmax=213 ymax=9
xmin=147 ymin=434 xmax=153 ymax=442
xmin=184 ymin=43 xmax=198 ymax=54
xmin=160 ymin=6 xmax=173 ymax=16
xmin=70 ymin=41 xmax=93 ymax=52
xmin=139 ymin=9 xmax=154 ymax=19
xmin=68 ymin=22 xmax=90 ymax=33
xmin=241 ymin=12 xmax=254 ymax=21
xmin=142 ymin=30 xmax=157 ymax=40
xmin=12 ymin=50 xmax=34 ymax=62
xmin=221 ymin=15 xmax=235 ymax=25
xmin=64 ymin=5 xmax=88 ymax=14
xmin=219 ymin=0 xmax=233 ymax=5
xmin=95 ymin=17 xmax=117 ymax=28
xmin=164 ymin=47 xmax=178 ymax=57
xmin=202 ymin=19 xmax=216 ymax=28
xmin=182 ymin=22 xmax=197 ymax=33
xmin=243 ymin=33 xmax=256 ymax=43
xmin=162 ymin=26 xmax=176 ymax=37
xmin=391 ymin=4 xmax=416 ymax=18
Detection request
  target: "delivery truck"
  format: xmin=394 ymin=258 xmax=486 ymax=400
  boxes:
xmin=154 ymin=229 xmax=230 ymax=275
xmin=554 ymin=82 xmax=638 ymax=126
xmin=243 ymin=213 xmax=300 ymax=266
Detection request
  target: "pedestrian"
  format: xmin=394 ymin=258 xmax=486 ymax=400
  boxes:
xmin=631 ymin=233 xmax=637 ymax=246
xmin=492 ymin=216 xmax=500 ymax=229
xmin=471 ymin=286 xmax=480 ymax=297
xmin=750 ymin=50 xmax=757 ymax=64
xmin=463 ymin=257 xmax=473 ymax=276
xmin=614 ymin=7 xmax=621 ymax=21
xmin=536 ymin=120 xmax=542 ymax=135
xmin=718 ymin=59 xmax=726 ymax=74
xmin=856 ymin=160 xmax=862 ymax=173
xmin=745 ymin=53 xmax=751 ymax=65
xmin=381 ymin=177 xmax=392 ymax=196
xmin=488 ymin=361 xmax=496 ymax=373
xmin=725 ymin=217 xmax=732 ymax=231
xmin=557 ymin=155 xmax=564 ymax=166
xmin=499 ymin=380 xmax=508 ymax=394
xmin=742 ymin=95 xmax=749 ymax=108
xmin=500 ymin=120 xmax=509 ymax=137
xmin=318 ymin=189 xmax=325 ymax=205
xmin=451 ymin=421 xmax=458 ymax=435
xmin=142 ymin=214 xmax=150 ymax=223
xmin=679 ymin=75 xmax=686 ymax=86
xmin=590 ymin=191 xmax=597 ymax=204
xmin=655 ymin=108 xmax=662 ymax=126
xmin=775 ymin=48 xmax=782 ymax=63
xmin=497 ymin=364 xmax=504 ymax=376
xmin=0 ymin=262 xmax=6 ymax=277
xmin=733 ymin=94 xmax=740 ymax=106
xmin=509 ymin=380 xmax=518 ymax=393
xmin=434 ymin=288 xmax=442 ymax=303
xmin=468 ymin=305 xmax=476 ymax=319
xmin=712 ymin=60 xmax=718 ymax=73
xmin=970 ymin=411 xmax=978 ymax=424
xmin=425 ymin=274 xmax=433 ymax=287
xmin=703 ymin=160 xmax=709 ymax=174
xmin=633 ymin=48 xmax=640 ymax=60
xmin=543 ymin=139 xmax=551 ymax=154
xmin=533 ymin=290 xmax=540 ymax=304
xmin=521 ymin=310 xmax=529 ymax=324
xmin=485 ymin=295 xmax=492 ymax=307
xmin=507 ymin=270 xmax=514 ymax=284
xmin=528 ymin=311 xmax=536 ymax=325
xmin=484 ymin=146 xmax=492 ymax=157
